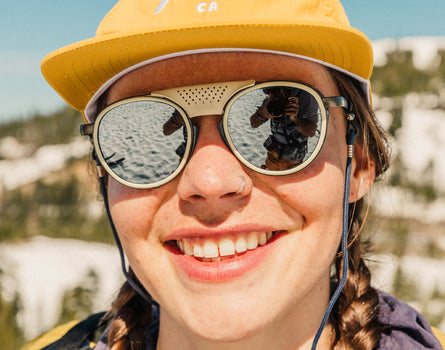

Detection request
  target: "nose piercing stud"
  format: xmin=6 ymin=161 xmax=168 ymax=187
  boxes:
xmin=235 ymin=175 xmax=246 ymax=194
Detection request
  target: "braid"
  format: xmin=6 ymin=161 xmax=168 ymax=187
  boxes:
xmin=327 ymin=68 xmax=392 ymax=349
xmin=107 ymin=270 xmax=152 ymax=350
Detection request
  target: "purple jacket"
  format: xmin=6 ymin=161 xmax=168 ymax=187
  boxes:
xmin=94 ymin=291 xmax=443 ymax=349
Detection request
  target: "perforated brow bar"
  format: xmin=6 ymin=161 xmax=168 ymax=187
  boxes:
xmin=150 ymin=80 xmax=255 ymax=117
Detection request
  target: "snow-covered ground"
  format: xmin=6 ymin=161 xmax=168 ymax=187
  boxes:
xmin=0 ymin=236 xmax=124 ymax=340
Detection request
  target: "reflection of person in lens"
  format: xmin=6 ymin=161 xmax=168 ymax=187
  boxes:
xmin=162 ymin=110 xmax=188 ymax=159
xmin=250 ymin=87 xmax=319 ymax=170
xmin=163 ymin=110 xmax=184 ymax=135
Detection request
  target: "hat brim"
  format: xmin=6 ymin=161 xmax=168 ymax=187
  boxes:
xmin=41 ymin=22 xmax=372 ymax=112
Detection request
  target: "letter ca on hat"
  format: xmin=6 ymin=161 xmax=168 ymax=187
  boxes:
xmin=156 ymin=0 xmax=218 ymax=14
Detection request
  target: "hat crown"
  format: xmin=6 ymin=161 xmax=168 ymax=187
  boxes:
xmin=42 ymin=0 xmax=372 ymax=114
xmin=97 ymin=0 xmax=351 ymax=37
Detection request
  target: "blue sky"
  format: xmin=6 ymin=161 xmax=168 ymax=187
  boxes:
xmin=1 ymin=0 xmax=444 ymax=122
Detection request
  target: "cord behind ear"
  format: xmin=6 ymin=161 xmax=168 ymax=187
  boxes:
xmin=311 ymin=116 xmax=359 ymax=350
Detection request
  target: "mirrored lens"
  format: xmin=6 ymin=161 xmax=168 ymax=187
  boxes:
xmin=96 ymin=99 xmax=189 ymax=186
xmin=226 ymin=85 xmax=323 ymax=172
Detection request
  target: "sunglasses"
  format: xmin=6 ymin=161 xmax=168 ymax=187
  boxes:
xmin=80 ymin=80 xmax=352 ymax=189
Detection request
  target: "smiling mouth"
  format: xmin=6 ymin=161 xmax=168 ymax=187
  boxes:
xmin=172 ymin=231 xmax=283 ymax=262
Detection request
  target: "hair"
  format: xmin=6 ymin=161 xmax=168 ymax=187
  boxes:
xmin=106 ymin=270 xmax=152 ymax=350
xmin=104 ymin=68 xmax=392 ymax=350
xmin=329 ymin=68 xmax=391 ymax=350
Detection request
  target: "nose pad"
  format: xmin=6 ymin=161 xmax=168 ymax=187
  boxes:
xmin=185 ymin=124 xmax=199 ymax=161
xmin=185 ymin=122 xmax=232 ymax=164
xmin=218 ymin=121 xmax=229 ymax=146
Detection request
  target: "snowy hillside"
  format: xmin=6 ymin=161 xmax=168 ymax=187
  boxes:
xmin=0 ymin=236 xmax=124 ymax=340
xmin=373 ymin=37 xmax=445 ymax=70
xmin=0 ymin=37 xmax=444 ymax=344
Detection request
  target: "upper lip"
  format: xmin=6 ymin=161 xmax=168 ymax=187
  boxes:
xmin=163 ymin=223 xmax=285 ymax=243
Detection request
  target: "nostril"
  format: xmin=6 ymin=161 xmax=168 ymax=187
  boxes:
xmin=190 ymin=194 xmax=205 ymax=201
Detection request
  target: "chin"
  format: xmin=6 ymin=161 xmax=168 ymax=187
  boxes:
xmin=188 ymin=316 xmax=263 ymax=343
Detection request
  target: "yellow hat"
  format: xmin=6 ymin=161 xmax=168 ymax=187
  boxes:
xmin=41 ymin=0 xmax=373 ymax=118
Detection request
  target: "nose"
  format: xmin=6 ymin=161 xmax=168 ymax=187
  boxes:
xmin=176 ymin=116 xmax=252 ymax=217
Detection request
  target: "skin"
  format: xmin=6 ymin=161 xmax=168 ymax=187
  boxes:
xmin=105 ymin=52 xmax=375 ymax=350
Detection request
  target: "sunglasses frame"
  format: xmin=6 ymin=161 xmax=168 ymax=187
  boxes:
xmin=81 ymin=80 xmax=351 ymax=189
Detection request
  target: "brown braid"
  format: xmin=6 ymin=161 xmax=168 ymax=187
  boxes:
xmin=328 ymin=69 xmax=392 ymax=350
xmin=107 ymin=270 xmax=152 ymax=350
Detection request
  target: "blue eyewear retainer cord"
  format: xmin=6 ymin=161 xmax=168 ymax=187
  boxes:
xmin=311 ymin=119 xmax=359 ymax=350
xmin=95 ymin=156 xmax=157 ymax=306
xmin=94 ymin=118 xmax=359 ymax=347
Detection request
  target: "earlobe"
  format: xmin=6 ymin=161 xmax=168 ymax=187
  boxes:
xmin=349 ymin=147 xmax=376 ymax=203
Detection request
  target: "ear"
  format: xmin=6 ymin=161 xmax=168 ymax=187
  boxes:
xmin=349 ymin=144 xmax=375 ymax=203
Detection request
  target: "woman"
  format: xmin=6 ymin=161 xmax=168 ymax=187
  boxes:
xmin=37 ymin=0 xmax=444 ymax=349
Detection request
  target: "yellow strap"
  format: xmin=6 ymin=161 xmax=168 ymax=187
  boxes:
xmin=432 ymin=327 xmax=445 ymax=348
xmin=20 ymin=320 xmax=80 ymax=350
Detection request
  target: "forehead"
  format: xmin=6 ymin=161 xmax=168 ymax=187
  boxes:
xmin=107 ymin=52 xmax=338 ymax=104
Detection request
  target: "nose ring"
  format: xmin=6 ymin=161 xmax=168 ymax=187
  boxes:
xmin=235 ymin=175 xmax=246 ymax=194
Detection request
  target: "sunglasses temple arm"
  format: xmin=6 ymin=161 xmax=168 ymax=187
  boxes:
xmin=311 ymin=118 xmax=358 ymax=350
xmin=93 ymin=154 xmax=158 ymax=306
xmin=79 ymin=123 xmax=94 ymax=137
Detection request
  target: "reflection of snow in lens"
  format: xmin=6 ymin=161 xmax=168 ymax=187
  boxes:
xmin=98 ymin=101 xmax=186 ymax=184
xmin=226 ymin=87 xmax=322 ymax=170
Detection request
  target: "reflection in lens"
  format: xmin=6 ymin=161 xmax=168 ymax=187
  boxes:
xmin=97 ymin=100 xmax=188 ymax=185
xmin=227 ymin=86 xmax=322 ymax=171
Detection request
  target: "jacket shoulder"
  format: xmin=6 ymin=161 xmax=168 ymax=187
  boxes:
xmin=432 ymin=327 xmax=445 ymax=349
xmin=20 ymin=320 xmax=80 ymax=350
xmin=20 ymin=312 xmax=107 ymax=350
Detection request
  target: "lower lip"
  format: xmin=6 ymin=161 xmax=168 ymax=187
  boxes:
xmin=168 ymin=233 xmax=284 ymax=282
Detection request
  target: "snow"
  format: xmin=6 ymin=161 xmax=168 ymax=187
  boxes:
xmin=369 ymin=254 xmax=445 ymax=301
xmin=0 ymin=139 xmax=89 ymax=191
xmin=373 ymin=36 xmax=445 ymax=70
xmin=372 ymin=38 xmax=398 ymax=67
xmin=398 ymin=37 xmax=445 ymax=71
xmin=397 ymin=105 xmax=445 ymax=192
xmin=0 ymin=236 xmax=124 ymax=340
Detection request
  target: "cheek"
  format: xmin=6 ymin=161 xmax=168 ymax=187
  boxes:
xmin=282 ymin=162 xmax=344 ymax=222
xmin=268 ymin=121 xmax=347 ymax=240
xmin=107 ymin=179 xmax=162 ymax=242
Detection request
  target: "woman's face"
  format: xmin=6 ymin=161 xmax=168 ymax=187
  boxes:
xmin=106 ymin=52 xmax=371 ymax=347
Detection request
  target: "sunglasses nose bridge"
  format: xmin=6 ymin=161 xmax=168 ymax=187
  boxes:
xmin=186 ymin=119 xmax=233 ymax=164
xmin=151 ymin=79 xmax=255 ymax=119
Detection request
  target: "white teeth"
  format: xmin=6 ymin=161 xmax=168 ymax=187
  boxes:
xmin=184 ymin=240 xmax=193 ymax=256
xmin=203 ymin=241 xmax=219 ymax=258
xmin=193 ymin=244 xmax=204 ymax=258
xmin=219 ymin=238 xmax=236 ymax=257
xmin=259 ymin=232 xmax=267 ymax=246
xmin=176 ymin=231 xmax=276 ymax=260
xmin=235 ymin=236 xmax=248 ymax=253
xmin=247 ymin=233 xmax=258 ymax=250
